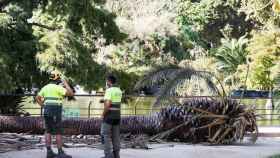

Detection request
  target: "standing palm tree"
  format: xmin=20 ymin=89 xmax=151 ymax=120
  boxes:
xmin=212 ymin=36 xmax=248 ymax=87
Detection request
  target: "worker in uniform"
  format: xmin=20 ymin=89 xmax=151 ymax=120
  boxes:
xmin=36 ymin=71 xmax=74 ymax=158
xmin=101 ymin=75 xmax=122 ymax=158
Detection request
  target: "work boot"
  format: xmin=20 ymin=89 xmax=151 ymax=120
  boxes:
xmin=113 ymin=151 xmax=120 ymax=158
xmin=46 ymin=150 xmax=57 ymax=158
xmin=57 ymin=150 xmax=72 ymax=158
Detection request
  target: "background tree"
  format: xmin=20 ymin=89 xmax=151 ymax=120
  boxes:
xmin=1 ymin=0 xmax=280 ymax=95
xmin=211 ymin=36 xmax=249 ymax=88
xmin=240 ymin=0 xmax=280 ymax=26
xmin=178 ymin=0 xmax=256 ymax=47
xmin=0 ymin=0 xmax=131 ymax=92
xmin=246 ymin=28 xmax=280 ymax=90
xmin=0 ymin=1 xmax=47 ymax=92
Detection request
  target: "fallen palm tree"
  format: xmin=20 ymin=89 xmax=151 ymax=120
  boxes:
xmin=134 ymin=65 xmax=258 ymax=144
xmin=0 ymin=97 xmax=257 ymax=144
xmin=0 ymin=66 xmax=258 ymax=144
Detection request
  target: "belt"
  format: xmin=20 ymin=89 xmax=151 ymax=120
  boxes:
xmin=44 ymin=103 xmax=62 ymax=106
xmin=109 ymin=107 xmax=120 ymax=111
xmin=45 ymin=97 xmax=62 ymax=100
xmin=44 ymin=97 xmax=63 ymax=105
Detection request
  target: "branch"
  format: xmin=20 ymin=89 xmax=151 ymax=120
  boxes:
xmin=28 ymin=22 xmax=58 ymax=31
xmin=7 ymin=21 xmax=59 ymax=31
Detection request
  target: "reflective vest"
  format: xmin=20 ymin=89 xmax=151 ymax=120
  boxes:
xmin=38 ymin=83 xmax=66 ymax=106
xmin=103 ymin=87 xmax=122 ymax=122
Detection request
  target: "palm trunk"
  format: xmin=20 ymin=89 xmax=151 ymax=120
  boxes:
xmin=0 ymin=115 xmax=161 ymax=135
xmin=0 ymin=98 xmax=257 ymax=144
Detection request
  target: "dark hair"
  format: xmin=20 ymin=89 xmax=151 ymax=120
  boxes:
xmin=49 ymin=79 xmax=62 ymax=85
xmin=106 ymin=75 xmax=117 ymax=84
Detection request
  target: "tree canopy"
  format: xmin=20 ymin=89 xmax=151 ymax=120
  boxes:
xmin=0 ymin=0 xmax=129 ymax=92
xmin=1 ymin=0 xmax=280 ymax=93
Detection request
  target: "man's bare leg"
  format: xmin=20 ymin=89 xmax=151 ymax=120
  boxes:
xmin=45 ymin=133 xmax=52 ymax=149
xmin=56 ymin=134 xmax=72 ymax=158
xmin=46 ymin=133 xmax=57 ymax=158
xmin=56 ymin=134 xmax=63 ymax=149
xmin=56 ymin=134 xmax=64 ymax=154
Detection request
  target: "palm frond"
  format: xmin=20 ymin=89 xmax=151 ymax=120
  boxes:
xmin=134 ymin=65 xmax=180 ymax=90
xmin=213 ymin=36 xmax=248 ymax=75
xmin=135 ymin=66 xmax=225 ymax=107
xmin=154 ymin=69 xmax=220 ymax=107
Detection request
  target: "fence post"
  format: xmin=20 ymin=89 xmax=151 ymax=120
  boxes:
xmin=88 ymin=101 xmax=92 ymax=118
xmin=40 ymin=107 xmax=43 ymax=116
xmin=266 ymin=92 xmax=273 ymax=120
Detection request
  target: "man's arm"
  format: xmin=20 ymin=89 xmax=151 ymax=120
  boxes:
xmin=63 ymin=80 xmax=74 ymax=96
xmin=35 ymin=96 xmax=44 ymax=107
xmin=102 ymin=100 xmax=111 ymax=118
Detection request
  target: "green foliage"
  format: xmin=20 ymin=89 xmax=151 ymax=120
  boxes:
xmin=33 ymin=0 xmax=132 ymax=90
xmin=271 ymin=62 xmax=280 ymax=87
xmin=212 ymin=36 xmax=248 ymax=74
xmin=211 ymin=36 xmax=248 ymax=87
xmin=179 ymin=24 xmax=207 ymax=49
xmin=36 ymin=28 xmax=138 ymax=91
xmin=0 ymin=2 xmax=46 ymax=92
xmin=0 ymin=95 xmax=26 ymax=115
xmin=37 ymin=0 xmax=126 ymax=45
xmin=151 ymin=34 xmax=192 ymax=61
xmin=178 ymin=0 xmax=255 ymax=46
xmin=0 ymin=0 xmax=133 ymax=92
xmin=110 ymin=34 xmax=192 ymax=75
xmin=1 ymin=0 xmax=280 ymax=94
xmin=247 ymin=28 xmax=280 ymax=90
xmin=36 ymin=29 xmax=105 ymax=90
xmin=240 ymin=0 xmax=280 ymax=26
xmin=251 ymin=56 xmax=275 ymax=89
xmin=113 ymin=71 xmax=139 ymax=93
xmin=135 ymin=65 xmax=223 ymax=106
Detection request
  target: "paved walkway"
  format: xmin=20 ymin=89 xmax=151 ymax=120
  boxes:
xmin=259 ymin=126 xmax=280 ymax=137
xmin=1 ymin=137 xmax=280 ymax=158
xmin=1 ymin=127 xmax=280 ymax=158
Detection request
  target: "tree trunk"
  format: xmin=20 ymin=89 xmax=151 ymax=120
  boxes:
xmin=0 ymin=98 xmax=258 ymax=144
xmin=0 ymin=115 xmax=161 ymax=135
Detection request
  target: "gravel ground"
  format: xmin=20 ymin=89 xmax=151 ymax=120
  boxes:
xmin=1 ymin=137 xmax=280 ymax=158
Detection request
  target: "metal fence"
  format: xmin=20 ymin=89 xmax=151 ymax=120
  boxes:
xmin=1 ymin=94 xmax=280 ymax=125
xmin=20 ymin=94 xmax=161 ymax=117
